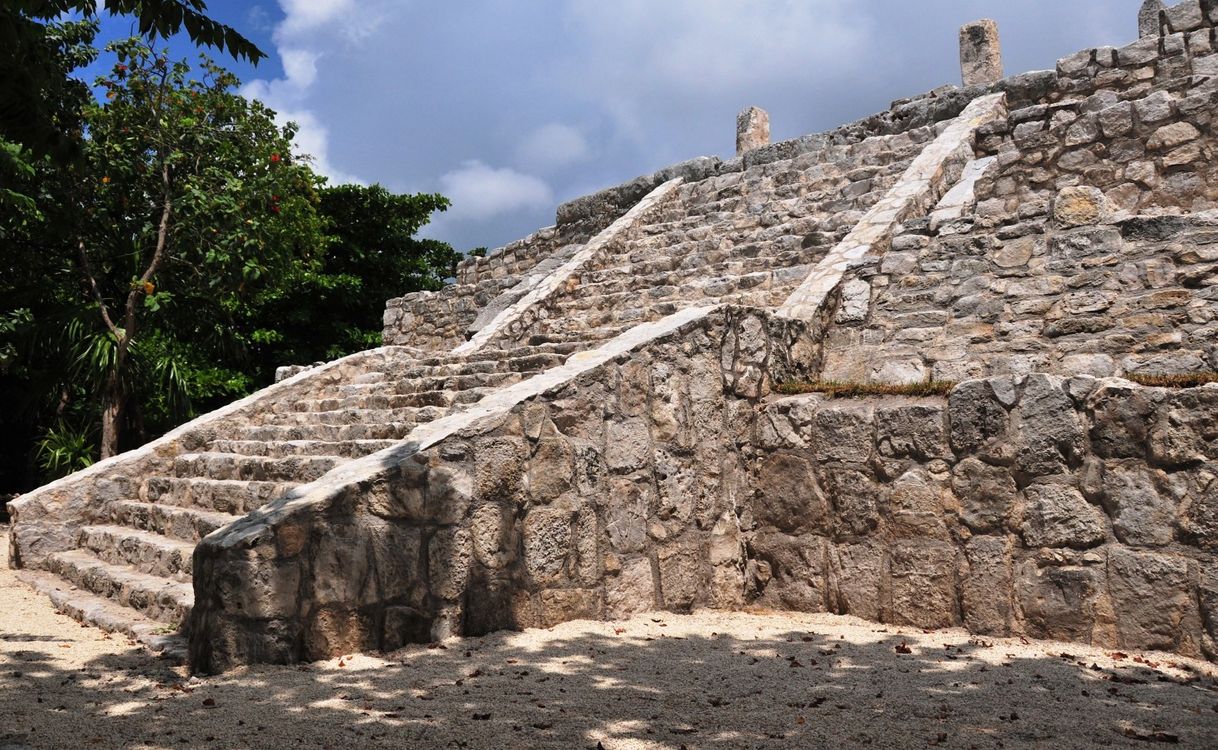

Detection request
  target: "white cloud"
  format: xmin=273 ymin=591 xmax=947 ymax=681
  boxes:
xmin=516 ymin=123 xmax=592 ymax=170
xmin=276 ymin=0 xmax=356 ymax=38
xmin=279 ymin=48 xmax=319 ymax=89
xmin=438 ymin=161 xmax=553 ymax=221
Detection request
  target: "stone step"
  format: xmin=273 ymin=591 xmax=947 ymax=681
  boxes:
xmin=16 ymin=569 xmax=188 ymax=661
xmin=257 ymin=405 xmax=445 ymax=427
xmin=578 ymin=249 xmax=811 ymax=294
xmin=172 ymin=452 xmax=344 ymax=482
xmin=236 ymin=421 xmax=415 ymax=442
xmin=209 ymin=438 xmax=398 ymax=459
xmin=336 ymin=370 xmax=524 ymax=397
xmin=108 ymin=500 xmax=241 ymax=542
xmin=141 ymin=476 xmax=295 ymax=515
xmin=45 ymin=549 xmax=193 ymax=625
xmin=78 ymin=524 xmax=196 ymax=581
xmin=291 ymin=388 xmax=485 ymax=413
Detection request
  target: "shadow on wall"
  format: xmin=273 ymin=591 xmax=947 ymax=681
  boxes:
xmin=3 ymin=615 xmax=1217 ymax=749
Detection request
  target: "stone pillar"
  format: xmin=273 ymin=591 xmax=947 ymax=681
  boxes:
xmin=959 ymin=19 xmax=1003 ymax=86
xmin=736 ymin=106 xmax=770 ymax=155
xmin=1139 ymin=0 xmax=1164 ymax=37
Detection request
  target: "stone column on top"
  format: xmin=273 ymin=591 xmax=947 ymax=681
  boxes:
xmin=736 ymin=106 xmax=770 ymax=155
xmin=959 ymin=19 xmax=1003 ymax=86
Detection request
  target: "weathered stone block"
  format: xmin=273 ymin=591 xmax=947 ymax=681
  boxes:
xmin=751 ymin=452 xmax=830 ymax=534
xmin=889 ymin=541 xmax=958 ymax=628
xmin=539 ymin=588 xmax=603 ymax=628
xmin=523 ymin=506 xmax=572 ymax=582
xmin=1016 ymin=559 xmax=1111 ymax=644
xmin=828 ymin=542 xmax=885 ymax=621
xmin=1088 ymin=382 xmax=1159 ymax=458
xmin=876 ymin=403 xmax=952 ymax=461
xmin=962 ymin=536 xmax=1012 ymax=634
xmin=1011 ymin=375 xmax=1087 ymax=476
xmin=736 ymin=106 xmax=770 ymax=155
xmin=1052 ymin=186 xmax=1115 ymax=227
xmin=605 ymin=417 xmax=652 ymax=472
xmin=1101 ymin=463 xmax=1176 ymax=547
xmin=1108 ymin=547 xmax=1201 ymax=655
xmin=748 ymin=531 xmax=828 ymax=612
xmin=605 ymin=556 xmax=655 ymax=618
xmin=474 ymin=437 xmax=527 ymax=501
xmin=885 ymin=469 xmax=952 ymax=539
xmin=657 ymin=544 xmax=704 ymax=611
xmin=960 ymin=20 xmax=1004 ymax=86
xmin=809 ymin=402 xmax=874 ymax=463
xmin=1020 ymin=483 xmax=1108 ymax=549
xmin=817 ymin=467 xmax=880 ymax=538
xmin=948 ymin=379 xmax=1011 ymax=458
xmin=1180 ymin=475 xmax=1218 ymax=549
xmin=952 ymin=457 xmax=1017 ymax=533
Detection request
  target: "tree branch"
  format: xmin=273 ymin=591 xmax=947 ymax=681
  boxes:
xmin=77 ymin=238 xmax=121 ymax=338
xmin=120 ymin=159 xmax=172 ymax=354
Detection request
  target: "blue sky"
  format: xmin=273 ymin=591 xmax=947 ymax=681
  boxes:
xmin=86 ymin=0 xmax=1148 ymax=253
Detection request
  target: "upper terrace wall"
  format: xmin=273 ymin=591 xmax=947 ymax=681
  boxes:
xmin=821 ymin=3 xmax=1218 ymax=384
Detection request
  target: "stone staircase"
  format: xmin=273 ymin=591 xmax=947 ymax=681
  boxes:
xmin=488 ymin=128 xmax=936 ymax=349
xmin=10 ymin=79 xmax=996 ymax=667
xmin=13 ymin=342 xmax=581 ymax=657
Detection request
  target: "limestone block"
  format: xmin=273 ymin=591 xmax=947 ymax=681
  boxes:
xmin=809 ymin=402 xmax=874 ymax=464
xmin=527 ymin=437 xmax=576 ymax=502
xmin=1052 ymin=186 xmax=1116 ymax=227
xmin=1088 ymin=381 xmax=1159 ymax=459
xmin=952 ymin=457 xmax=1017 ymax=533
xmin=1011 ymin=375 xmax=1088 ymax=476
xmin=1149 ymin=389 xmax=1218 ymax=467
xmin=1163 ymin=0 xmax=1204 ymax=32
xmin=884 ymin=469 xmax=952 ymax=540
xmin=1016 ymin=558 xmax=1111 ymax=644
xmin=1108 ymin=547 xmax=1201 ymax=655
xmin=474 ymin=437 xmax=527 ymax=502
xmin=736 ymin=106 xmax=770 ymax=155
xmin=948 ymin=379 xmax=1012 ymax=458
xmin=828 ymin=542 xmax=885 ymax=622
xmin=1138 ymin=0 xmax=1164 ymax=38
xmin=962 ymin=536 xmax=1013 ymax=634
xmin=1097 ymin=102 xmax=1134 ymax=138
xmin=888 ymin=540 xmax=959 ymax=628
xmin=747 ymin=531 xmax=828 ymax=612
xmin=835 ymin=279 xmax=872 ymax=323
xmin=960 ymin=20 xmax=1004 ymax=86
xmin=1201 ymin=561 xmax=1218 ymax=657
xmin=1148 ymin=122 xmax=1201 ymax=150
xmin=605 ymin=556 xmax=655 ymax=618
xmin=1134 ymin=90 xmax=1176 ymax=124
xmin=1179 ymin=473 xmax=1218 ymax=549
xmin=875 ymin=404 xmax=952 ymax=462
xmin=657 ymin=544 xmax=704 ymax=611
xmin=817 ymin=467 xmax=881 ymax=539
xmin=1101 ymin=463 xmax=1176 ymax=547
xmin=428 ymin=526 xmax=472 ymax=601
xmin=539 ymin=588 xmax=603 ymax=628
xmin=751 ymin=452 xmax=830 ymax=534
xmin=605 ymin=417 xmax=651 ymax=472
xmin=1020 ymin=483 xmax=1108 ymax=549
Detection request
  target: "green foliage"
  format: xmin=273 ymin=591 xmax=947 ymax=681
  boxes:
xmin=36 ymin=421 xmax=95 ymax=479
xmin=236 ymin=183 xmax=457 ymax=373
xmin=0 ymin=36 xmax=459 ymax=490
xmin=0 ymin=2 xmax=262 ymax=161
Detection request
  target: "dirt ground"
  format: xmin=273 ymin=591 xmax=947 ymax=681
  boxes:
xmin=2 ymin=526 xmax=1217 ymax=749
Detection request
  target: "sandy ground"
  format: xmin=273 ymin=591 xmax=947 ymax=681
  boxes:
xmin=2 ymin=527 xmax=1218 ymax=749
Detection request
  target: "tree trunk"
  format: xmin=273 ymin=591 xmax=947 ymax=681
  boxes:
xmin=99 ymin=369 xmax=126 ymax=459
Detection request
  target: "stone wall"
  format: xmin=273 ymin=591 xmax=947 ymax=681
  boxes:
xmin=189 ymin=308 xmax=821 ymax=673
xmin=821 ymin=211 xmax=1218 ymax=383
xmin=744 ymin=375 xmax=1218 ymax=659
xmin=974 ymin=67 xmax=1218 ymax=217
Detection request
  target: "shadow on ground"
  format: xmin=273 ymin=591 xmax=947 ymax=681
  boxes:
xmin=2 ymin=609 xmax=1217 ymax=750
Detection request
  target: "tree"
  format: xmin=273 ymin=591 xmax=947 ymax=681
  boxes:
xmin=0 ymin=1 xmax=263 ymax=162
xmin=235 ymin=184 xmax=459 ymax=373
xmin=69 ymin=38 xmax=326 ymax=457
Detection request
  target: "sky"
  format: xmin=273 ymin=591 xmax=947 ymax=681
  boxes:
xmin=87 ymin=0 xmax=1149 ymax=253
